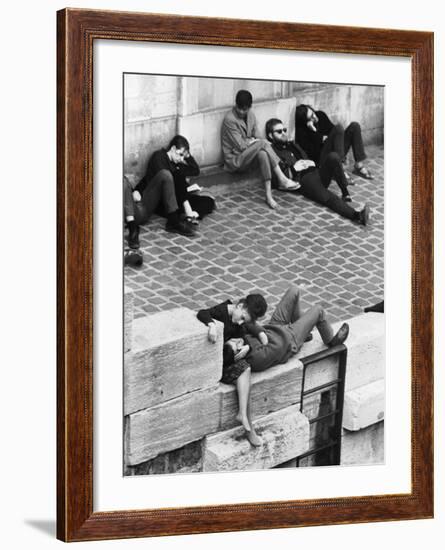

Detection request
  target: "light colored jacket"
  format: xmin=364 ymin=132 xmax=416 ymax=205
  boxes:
xmin=221 ymin=107 xmax=258 ymax=171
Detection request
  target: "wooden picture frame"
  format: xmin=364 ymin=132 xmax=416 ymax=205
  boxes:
xmin=57 ymin=8 xmax=434 ymax=542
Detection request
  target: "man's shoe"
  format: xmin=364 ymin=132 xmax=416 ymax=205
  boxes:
xmin=277 ymin=181 xmax=300 ymax=192
xmin=165 ymin=219 xmax=196 ymax=237
xmin=124 ymin=248 xmax=143 ymax=267
xmin=127 ymin=221 xmax=140 ymax=249
xmin=358 ymin=203 xmax=370 ymax=226
xmin=328 ymin=322 xmax=349 ymax=347
xmin=364 ymin=300 xmax=384 ymax=313
xmin=342 ymin=193 xmax=352 ymax=203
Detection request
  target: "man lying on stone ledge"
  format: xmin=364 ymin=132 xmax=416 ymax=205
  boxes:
xmin=198 ymin=285 xmax=349 ymax=447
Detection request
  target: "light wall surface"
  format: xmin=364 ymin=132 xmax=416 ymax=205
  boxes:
xmin=124 ymin=74 xmax=383 ymax=177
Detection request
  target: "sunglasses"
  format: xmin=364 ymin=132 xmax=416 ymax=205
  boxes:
xmin=273 ymin=127 xmax=287 ymax=134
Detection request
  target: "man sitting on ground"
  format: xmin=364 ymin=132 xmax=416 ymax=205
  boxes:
xmin=221 ymin=89 xmax=299 ymax=209
xmin=123 ymin=175 xmax=143 ymax=266
xmin=133 ymin=135 xmax=196 ymax=237
xmin=265 ymin=118 xmax=370 ymax=225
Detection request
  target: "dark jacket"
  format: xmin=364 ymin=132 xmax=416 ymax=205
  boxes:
xmin=270 ymin=140 xmax=316 ymax=185
xmin=244 ymin=325 xmax=294 ymax=372
xmin=135 ymin=149 xmax=200 ymax=197
xmin=197 ymin=300 xmax=262 ymax=342
xmin=294 ymin=110 xmax=334 ymax=165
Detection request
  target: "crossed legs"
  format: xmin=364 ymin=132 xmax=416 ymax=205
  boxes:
xmin=269 ymin=285 xmax=335 ymax=348
xmin=234 ymin=140 xmax=298 ymax=209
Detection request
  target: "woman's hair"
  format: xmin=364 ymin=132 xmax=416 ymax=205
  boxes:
xmin=223 ymin=343 xmax=235 ymax=367
xmin=168 ymin=134 xmax=190 ymax=151
xmin=235 ymin=90 xmax=253 ymax=110
xmin=265 ymin=118 xmax=283 ymax=141
xmin=239 ymin=293 xmax=267 ymax=322
xmin=295 ymin=104 xmax=313 ymax=128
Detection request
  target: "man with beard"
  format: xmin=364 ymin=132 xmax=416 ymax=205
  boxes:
xmin=265 ymin=118 xmax=370 ymax=225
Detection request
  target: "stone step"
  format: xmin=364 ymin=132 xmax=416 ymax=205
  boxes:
xmin=341 ymin=421 xmax=384 ymax=466
xmin=124 ymin=286 xmax=134 ymax=353
xmin=203 ymin=405 xmax=309 ymax=472
xmin=189 ymin=166 xmax=262 ymax=196
xmin=343 ymin=379 xmax=385 ymax=431
xmin=124 ymin=307 xmax=223 ymax=415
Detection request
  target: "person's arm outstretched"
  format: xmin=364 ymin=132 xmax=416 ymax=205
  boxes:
xmin=197 ymin=303 xmax=226 ymax=343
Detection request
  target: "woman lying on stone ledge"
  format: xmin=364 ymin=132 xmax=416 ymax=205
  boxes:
xmin=223 ymin=285 xmax=349 ymax=445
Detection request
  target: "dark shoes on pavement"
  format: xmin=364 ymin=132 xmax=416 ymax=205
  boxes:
xmin=165 ymin=218 xmax=196 ymax=237
xmin=329 ymin=322 xmax=350 ymax=347
xmin=124 ymin=248 xmax=143 ymax=267
xmin=364 ymin=300 xmax=384 ymax=313
xmin=358 ymin=203 xmax=370 ymax=226
xmin=127 ymin=220 xmax=140 ymax=249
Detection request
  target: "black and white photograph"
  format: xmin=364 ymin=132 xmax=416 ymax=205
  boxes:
xmin=122 ymin=74 xmax=385 ymax=476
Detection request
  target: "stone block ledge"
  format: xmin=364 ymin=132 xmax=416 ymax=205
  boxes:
xmin=124 ymin=307 xmax=223 ymax=415
xmin=343 ymin=379 xmax=385 ymax=431
xmin=203 ymin=405 xmax=309 ymax=472
xmin=123 ymin=308 xmax=384 ymax=469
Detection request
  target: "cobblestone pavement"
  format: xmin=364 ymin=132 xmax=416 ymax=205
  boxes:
xmin=125 ymin=145 xmax=384 ymax=324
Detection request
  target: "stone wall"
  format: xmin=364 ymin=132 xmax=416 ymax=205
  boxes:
xmin=124 ymin=75 xmax=384 ymax=179
xmin=123 ymin=287 xmax=385 ymax=475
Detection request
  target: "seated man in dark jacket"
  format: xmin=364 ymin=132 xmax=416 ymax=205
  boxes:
xmin=134 ymin=135 xmax=196 ymax=237
xmin=265 ymin=118 xmax=370 ymax=225
xmin=294 ymin=105 xmax=373 ymax=181
xmin=155 ymin=149 xmax=215 ymax=225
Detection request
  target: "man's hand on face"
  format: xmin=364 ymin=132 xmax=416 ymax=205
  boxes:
xmin=307 ymin=121 xmax=317 ymax=132
xmin=234 ymin=344 xmax=250 ymax=361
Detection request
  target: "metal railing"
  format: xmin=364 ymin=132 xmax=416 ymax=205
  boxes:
xmin=296 ymin=344 xmax=347 ymax=467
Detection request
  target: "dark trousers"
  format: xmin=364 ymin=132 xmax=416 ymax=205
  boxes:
xmin=124 ymin=178 xmax=136 ymax=219
xmin=299 ymin=169 xmax=357 ymax=221
xmin=124 ymin=178 xmax=148 ymax=225
xmin=269 ymin=286 xmax=334 ymax=350
xmin=318 ymin=151 xmax=349 ymax=197
xmin=320 ymin=122 xmax=366 ymax=165
xmin=141 ymin=169 xmax=178 ymax=221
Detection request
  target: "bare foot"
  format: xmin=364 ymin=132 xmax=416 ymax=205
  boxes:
xmin=236 ymin=412 xmax=251 ymax=433
xmin=266 ymin=197 xmax=278 ymax=209
xmin=245 ymin=428 xmax=262 ymax=447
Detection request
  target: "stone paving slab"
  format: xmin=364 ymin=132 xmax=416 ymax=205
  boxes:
xmin=125 ymin=145 xmax=384 ymax=325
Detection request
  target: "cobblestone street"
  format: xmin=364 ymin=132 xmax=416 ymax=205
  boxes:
xmin=125 ymin=145 xmax=384 ymax=324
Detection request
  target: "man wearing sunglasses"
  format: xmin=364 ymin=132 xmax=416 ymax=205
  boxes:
xmin=265 ymin=118 xmax=370 ymax=225
xmin=221 ymin=90 xmax=300 ymax=209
